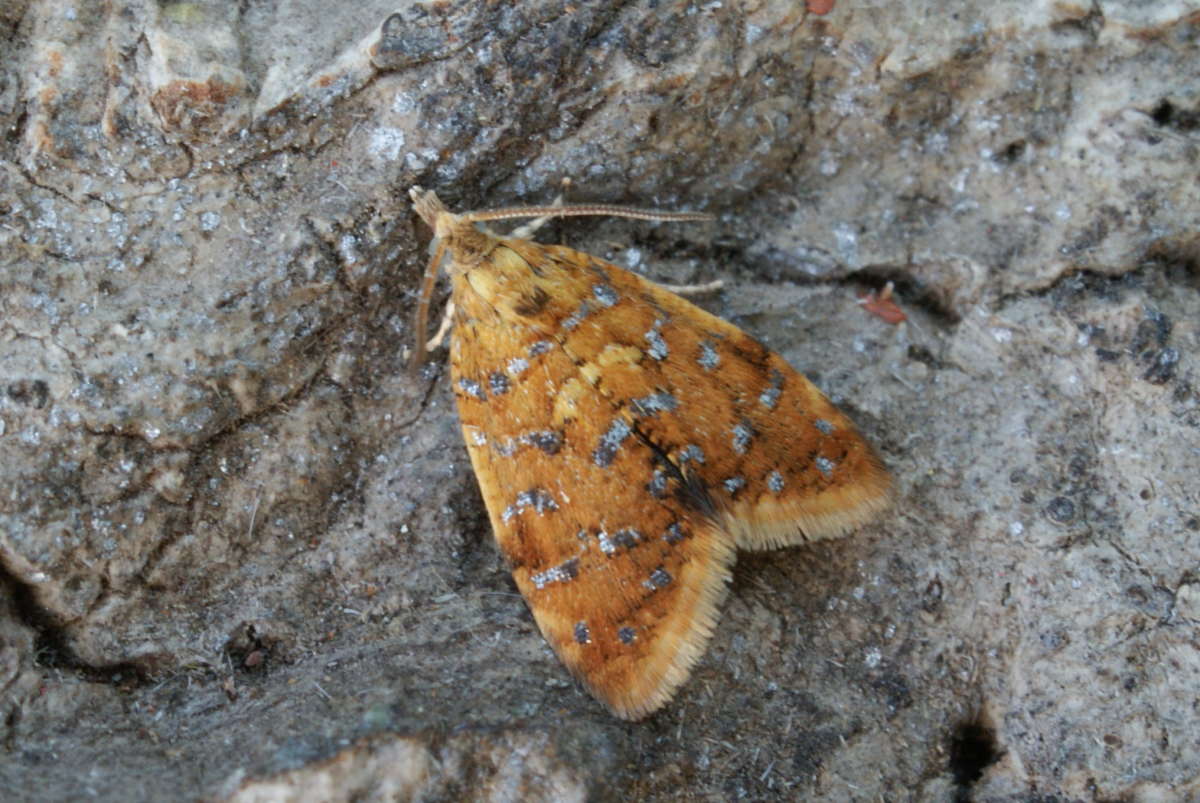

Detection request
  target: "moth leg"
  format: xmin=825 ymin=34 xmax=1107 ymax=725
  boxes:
xmin=425 ymin=299 xmax=456 ymax=351
xmin=656 ymin=278 xmax=725 ymax=297
xmin=509 ymin=178 xmax=572 ymax=239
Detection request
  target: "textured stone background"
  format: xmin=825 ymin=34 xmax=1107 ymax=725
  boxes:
xmin=1 ymin=1 xmax=1198 ymax=800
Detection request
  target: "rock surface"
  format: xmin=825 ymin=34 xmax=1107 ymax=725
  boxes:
xmin=1 ymin=1 xmax=1197 ymax=800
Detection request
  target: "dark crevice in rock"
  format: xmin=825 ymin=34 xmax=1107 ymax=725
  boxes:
xmin=3 ymin=572 xmax=152 ymax=687
xmin=1149 ymin=98 xmax=1200 ymax=132
xmin=949 ymin=718 xmax=1000 ymax=802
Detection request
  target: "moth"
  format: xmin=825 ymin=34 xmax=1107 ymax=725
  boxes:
xmin=409 ymin=187 xmax=891 ymax=719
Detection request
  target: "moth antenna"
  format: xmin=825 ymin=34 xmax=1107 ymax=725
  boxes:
xmin=464 ymin=204 xmax=713 ymax=225
xmin=409 ymin=236 xmax=447 ymax=375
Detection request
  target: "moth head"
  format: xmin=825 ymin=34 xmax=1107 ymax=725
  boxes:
xmin=409 ymin=186 xmax=460 ymax=241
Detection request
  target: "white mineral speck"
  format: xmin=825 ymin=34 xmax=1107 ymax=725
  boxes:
xmin=832 ymin=222 xmax=859 ymax=266
xmin=369 ymin=127 xmax=406 ymax=161
xmin=391 ymin=92 xmax=416 ymax=113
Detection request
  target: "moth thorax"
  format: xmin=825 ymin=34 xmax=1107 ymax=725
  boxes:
xmin=440 ymin=215 xmax=495 ymax=266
